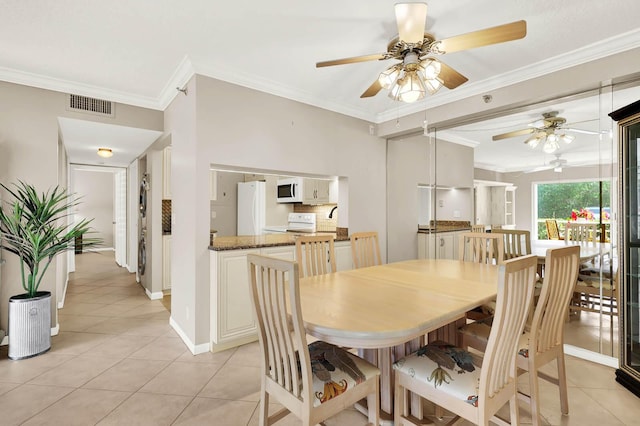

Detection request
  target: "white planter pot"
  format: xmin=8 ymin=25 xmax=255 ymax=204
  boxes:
xmin=8 ymin=291 xmax=51 ymax=360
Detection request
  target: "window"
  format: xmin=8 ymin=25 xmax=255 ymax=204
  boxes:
xmin=534 ymin=180 xmax=611 ymax=239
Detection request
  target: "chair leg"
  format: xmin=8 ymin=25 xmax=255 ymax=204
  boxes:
xmin=557 ymin=355 xmax=569 ymax=415
xmin=509 ymin=394 xmax=520 ymax=426
xmin=259 ymin=389 xmax=269 ymax=426
xmin=528 ymin=366 xmax=542 ymax=426
xmin=367 ymin=380 xmax=380 ymax=426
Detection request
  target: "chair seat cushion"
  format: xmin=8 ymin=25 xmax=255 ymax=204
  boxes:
xmin=459 ymin=322 xmax=491 ymax=340
xmin=308 ymin=341 xmax=379 ymax=407
xmin=393 ymin=341 xmax=481 ymax=407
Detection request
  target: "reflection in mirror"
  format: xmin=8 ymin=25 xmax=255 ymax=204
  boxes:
xmin=437 ymin=79 xmax=640 ymax=363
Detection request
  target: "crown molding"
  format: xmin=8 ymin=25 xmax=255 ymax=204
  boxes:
xmin=0 ymin=65 xmax=162 ymax=110
xmin=1 ymin=28 xmax=638 ymax=121
xmin=435 ymin=130 xmax=481 ymax=147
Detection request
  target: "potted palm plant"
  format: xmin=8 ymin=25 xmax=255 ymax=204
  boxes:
xmin=0 ymin=181 xmax=102 ymax=359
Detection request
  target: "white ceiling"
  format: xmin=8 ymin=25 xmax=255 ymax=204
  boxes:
xmin=2 ymin=1 xmax=640 ymax=169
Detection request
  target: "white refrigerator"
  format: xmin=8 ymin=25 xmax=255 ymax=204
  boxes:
xmin=237 ymin=181 xmax=266 ymax=235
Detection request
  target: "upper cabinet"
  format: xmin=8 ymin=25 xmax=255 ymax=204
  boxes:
xmin=475 ymin=181 xmax=516 ymax=227
xmin=302 ymin=179 xmax=330 ymax=205
xmin=162 ymin=146 xmax=171 ymax=199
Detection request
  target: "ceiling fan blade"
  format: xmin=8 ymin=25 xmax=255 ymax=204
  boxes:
xmin=360 ymin=80 xmax=383 ymax=98
xmin=316 ymin=53 xmax=386 ymax=68
xmin=492 ymin=128 xmax=534 ymax=141
xmin=564 ymin=128 xmax=600 ymax=135
xmin=437 ymin=60 xmax=468 ymax=89
xmin=524 ymin=165 xmax=554 ymax=174
xmin=395 ymin=2 xmax=428 ymax=43
xmin=437 ymin=20 xmax=526 ymax=54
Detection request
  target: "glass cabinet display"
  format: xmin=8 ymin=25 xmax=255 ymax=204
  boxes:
xmin=611 ymin=99 xmax=640 ymax=397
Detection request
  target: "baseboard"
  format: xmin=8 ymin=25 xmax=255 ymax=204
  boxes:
xmin=0 ymin=324 xmax=59 ymax=346
xmin=58 ymin=276 xmax=69 ymax=309
xmin=564 ymin=344 xmax=619 ymax=368
xmin=145 ymin=288 xmax=164 ymax=300
xmin=84 ymin=247 xmax=115 ymax=253
xmin=169 ymin=317 xmax=210 ymax=355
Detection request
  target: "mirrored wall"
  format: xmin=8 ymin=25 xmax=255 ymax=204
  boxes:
xmin=425 ymin=78 xmax=640 ymax=361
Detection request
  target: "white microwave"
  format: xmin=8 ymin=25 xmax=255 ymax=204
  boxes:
xmin=276 ymin=177 xmax=303 ymax=203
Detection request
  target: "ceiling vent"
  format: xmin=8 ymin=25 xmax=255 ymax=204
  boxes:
xmin=67 ymin=94 xmax=114 ymax=117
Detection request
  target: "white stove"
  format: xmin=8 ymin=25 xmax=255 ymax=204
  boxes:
xmin=263 ymin=213 xmax=316 ymax=234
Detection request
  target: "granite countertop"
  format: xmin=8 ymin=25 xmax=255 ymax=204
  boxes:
xmin=417 ymin=220 xmax=471 ymax=234
xmin=209 ymin=232 xmax=349 ymax=251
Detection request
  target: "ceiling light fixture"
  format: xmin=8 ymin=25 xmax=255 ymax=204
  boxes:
xmin=379 ymin=54 xmax=443 ymax=103
xmin=524 ymin=131 xmax=574 ymax=154
xmin=97 ymin=148 xmax=113 ymax=158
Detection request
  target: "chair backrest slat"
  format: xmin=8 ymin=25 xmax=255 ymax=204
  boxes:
xmin=565 ymin=222 xmax=597 ymax=246
xmin=492 ymin=229 xmax=531 ymax=260
xmin=479 ymin=254 xmax=537 ymax=401
xmin=351 ymin=231 xmax=382 ymax=268
xmin=532 ymin=246 xmax=580 ymax=355
xmin=295 ymin=235 xmax=336 ymax=278
xmin=458 ymin=232 xmax=504 ymax=265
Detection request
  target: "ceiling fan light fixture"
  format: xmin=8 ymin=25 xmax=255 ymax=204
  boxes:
xmin=97 ymin=147 xmax=113 ymax=158
xmin=423 ymin=77 xmax=443 ymax=95
xmin=420 ymin=58 xmax=441 ymax=79
xmin=543 ymin=139 xmax=559 ymax=154
xmin=525 ymin=135 xmax=543 ymax=149
xmin=560 ymin=134 xmax=575 ymax=144
xmin=390 ymin=71 xmax=426 ymax=103
xmin=378 ymin=64 xmax=401 ymax=89
xmin=553 ymin=165 xmax=563 ymax=173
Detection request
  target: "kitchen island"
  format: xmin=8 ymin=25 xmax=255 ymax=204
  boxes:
xmin=417 ymin=220 xmax=471 ymax=259
xmin=208 ymin=232 xmax=352 ymax=352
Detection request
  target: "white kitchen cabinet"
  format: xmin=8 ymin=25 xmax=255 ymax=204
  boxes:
xmin=334 ymin=240 xmax=353 ymax=271
xmin=162 ymin=235 xmax=171 ymax=291
xmin=302 ymin=179 xmax=330 ymax=205
xmin=162 ymin=146 xmax=171 ymax=199
xmin=490 ymin=185 xmax=516 ymax=227
xmin=210 ymin=244 xmax=296 ymax=352
xmin=417 ymin=231 xmax=464 ymax=260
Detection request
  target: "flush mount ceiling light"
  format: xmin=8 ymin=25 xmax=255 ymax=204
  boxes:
xmin=97 ymin=148 xmax=113 ymax=158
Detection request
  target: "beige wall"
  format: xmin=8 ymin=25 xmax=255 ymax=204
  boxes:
xmin=0 ymin=80 xmax=163 ymax=335
xmin=165 ymin=75 xmax=386 ymax=349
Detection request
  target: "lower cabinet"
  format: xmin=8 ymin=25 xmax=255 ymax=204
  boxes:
xmin=162 ymin=235 xmax=171 ymax=291
xmin=417 ymin=231 xmax=464 ymax=260
xmin=210 ymin=241 xmax=351 ymax=353
xmin=335 ymin=240 xmax=353 ymax=271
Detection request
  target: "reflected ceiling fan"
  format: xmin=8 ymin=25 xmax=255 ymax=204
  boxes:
xmin=315 ymin=3 xmax=527 ymax=103
xmin=524 ymin=154 xmax=591 ymax=174
xmin=492 ymin=111 xmax=600 ymax=154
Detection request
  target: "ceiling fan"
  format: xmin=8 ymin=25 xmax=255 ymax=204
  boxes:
xmin=315 ymin=3 xmax=527 ymax=103
xmin=524 ymin=153 xmax=592 ymax=174
xmin=492 ymin=111 xmax=600 ymax=153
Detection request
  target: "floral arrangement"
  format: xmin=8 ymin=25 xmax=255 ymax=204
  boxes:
xmin=569 ymin=208 xmax=611 ymax=221
xmin=570 ymin=208 xmax=595 ymax=221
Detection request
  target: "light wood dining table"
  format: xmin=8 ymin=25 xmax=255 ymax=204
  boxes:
xmin=530 ymin=239 xmax=611 ymax=262
xmin=298 ymin=258 xmax=499 ymax=422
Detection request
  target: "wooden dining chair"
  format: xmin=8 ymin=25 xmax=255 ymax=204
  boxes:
xmin=458 ymin=246 xmax=580 ymax=426
xmin=295 ymin=234 xmax=336 ymax=278
xmin=471 ymin=224 xmax=486 ymax=233
xmin=564 ymin=222 xmax=598 ymax=245
xmin=492 ymin=229 xmax=531 ymax=260
xmin=393 ymin=255 xmax=537 ymax=426
xmin=351 ymin=231 xmax=382 ymax=268
xmin=247 ymin=254 xmax=380 ymax=426
xmin=458 ymin=232 xmax=504 ymax=265
xmin=545 ymin=219 xmax=563 ymax=240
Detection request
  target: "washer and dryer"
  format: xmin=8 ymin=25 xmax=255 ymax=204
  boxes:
xmin=138 ymin=174 xmax=148 ymax=279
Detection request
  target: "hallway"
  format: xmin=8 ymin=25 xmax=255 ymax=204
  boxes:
xmin=0 ymin=252 xmax=637 ymax=425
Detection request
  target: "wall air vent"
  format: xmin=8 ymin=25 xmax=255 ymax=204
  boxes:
xmin=67 ymin=94 xmax=114 ymax=117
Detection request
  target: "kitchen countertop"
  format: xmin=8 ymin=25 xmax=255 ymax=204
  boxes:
xmin=417 ymin=220 xmax=472 ymax=234
xmin=209 ymin=232 xmax=349 ymax=251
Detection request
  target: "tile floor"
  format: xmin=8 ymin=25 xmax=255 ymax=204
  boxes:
xmin=0 ymin=252 xmax=637 ymax=425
